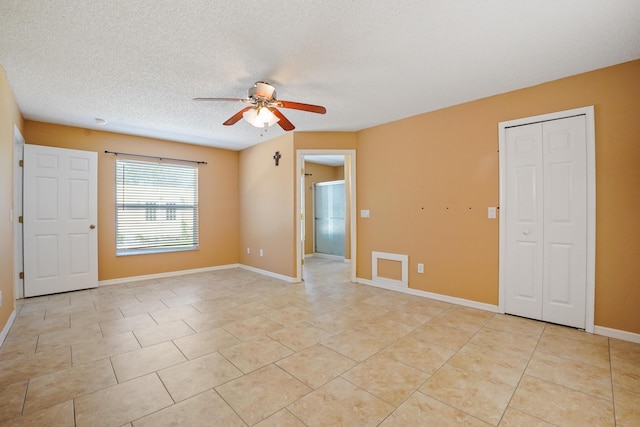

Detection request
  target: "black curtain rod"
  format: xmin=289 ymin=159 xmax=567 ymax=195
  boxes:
xmin=104 ymin=150 xmax=207 ymax=165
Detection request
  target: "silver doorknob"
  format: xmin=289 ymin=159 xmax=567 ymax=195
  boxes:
xmin=90 ymin=224 xmax=96 ymax=229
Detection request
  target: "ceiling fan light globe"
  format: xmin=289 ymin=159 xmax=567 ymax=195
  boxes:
xmin=243 ymin=107 xmax=279 ymax=128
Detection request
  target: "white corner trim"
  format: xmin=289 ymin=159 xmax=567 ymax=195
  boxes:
xmin=98 ymin=264 xmax=240 ymax=287
xmin=594 ymin=326 xmax=640 ymax=344
xmin=356 ymin=277 xmax=499 ymax=313
xmin=239 ymin=265 xmax=298 ymax=283
xmin=0 ymin=310 xmax=17 ymax=347
xmin=372 ymin=251 xmax=408 ymax=288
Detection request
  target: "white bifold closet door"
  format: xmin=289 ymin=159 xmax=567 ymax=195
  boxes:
xmin=504 ymin=115 xmax=587 ymax=329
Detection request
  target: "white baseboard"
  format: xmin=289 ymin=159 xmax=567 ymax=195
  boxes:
xmin=98 ymin=264 xmax=240 ymax=287
xmin=594 ymin=325 xmax=640 ymax=344
xmin=357 ymin=278 xmax=640 ymax=343
xmin=239 ymin=265 xmax=298 ymax=283
xmin=356 ymin=277 xmax=499 ymax=313
xmin=0 ymin=310 xmax=17 ymax=347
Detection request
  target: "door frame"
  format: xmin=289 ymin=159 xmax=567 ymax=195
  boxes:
xmin=498 ymin=106 xmax=596 ymax=332
xmin=296 ymin=149 xmax=356 ymax=283
xmin=13 ymin=125 xmax=25 ymax=299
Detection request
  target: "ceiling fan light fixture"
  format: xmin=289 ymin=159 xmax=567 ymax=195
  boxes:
xmin=243 ymin=106 xmax=279 ymax=128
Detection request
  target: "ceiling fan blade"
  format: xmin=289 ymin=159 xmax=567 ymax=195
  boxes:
xmin=274 ymin=100 xmax=326 ymax=114
xmin=223 ymin=106 xmax=253 ymax=126
xmin=193 ymin=97 xmax=252 ymax=103
xmin=270 ymin=108 xmax=295 ymax=131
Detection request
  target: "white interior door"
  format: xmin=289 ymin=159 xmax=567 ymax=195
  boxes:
xmin=23 ymin=144 xmax=98 ymax=297
xmin=541 ymin=116 xmax=587 ymax=327
xmin=504 ymin=123 xmax=544 ymax=320
xmin=504 ymin=115 xmax=588 ymax=329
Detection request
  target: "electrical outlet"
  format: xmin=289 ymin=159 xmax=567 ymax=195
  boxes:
xmin=259 ymin=249 xmax=264 ymax=257
xmin=246 ymin=248 xmax=250 ymax=254
xmin=417 ymin=263 xmax=424 ymax=274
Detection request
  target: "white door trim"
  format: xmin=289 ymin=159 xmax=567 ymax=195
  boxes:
xmin=13 ymin=125 xmax=25 ymax=299
xmin=498 ymin=106 xmax=596 ymax=332
xmin=296 ymin=149 xmax=357 ymax=283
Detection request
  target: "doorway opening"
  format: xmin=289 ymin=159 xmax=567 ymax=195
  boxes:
xmin=296 ymin=150 xmax=356 ymax=283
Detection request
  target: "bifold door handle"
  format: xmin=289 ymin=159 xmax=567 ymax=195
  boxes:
xmin=90 ymin=224 xmax=96 ymax=229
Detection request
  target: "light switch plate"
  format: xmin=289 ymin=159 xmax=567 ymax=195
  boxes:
xmin=488 ymin=207 xmax=497 ymax=219
xmin=360 ymin=209 xmax=370 ymax=218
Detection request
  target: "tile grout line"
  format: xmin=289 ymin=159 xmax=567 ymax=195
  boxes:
xmin=496 ymin=322 xmax=548 ymax=426
xmin=608 ymin=337 xmax=617 ymax=426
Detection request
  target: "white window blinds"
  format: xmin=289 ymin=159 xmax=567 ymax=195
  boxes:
xmin=116 ymin=159 xmax=199 ymax=255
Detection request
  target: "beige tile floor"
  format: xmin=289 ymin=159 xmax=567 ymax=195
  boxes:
xmin=0 ymin=257 xmax=638 ymax=426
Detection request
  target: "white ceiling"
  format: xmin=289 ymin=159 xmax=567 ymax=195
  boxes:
xmin=1 ymin=1 xmax=639 ymax=151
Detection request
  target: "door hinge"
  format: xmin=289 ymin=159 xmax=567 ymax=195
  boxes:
xmin=19 ymin=160 xmax=24 ymax=167
xmin=19 ymin=272 xmax=24 ymax=279
xmin=301 ymin=258 xmax=305 ymax=265
xmin=18 ymin=216 xmax=23 ymax=223
xmin=301 ymin=168 xmax=305 ymax=175
xmin=300 ymin=213 xmax=305 ymax=220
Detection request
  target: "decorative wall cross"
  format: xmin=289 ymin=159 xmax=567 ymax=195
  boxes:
xmin=273 ymin=151 xmax=281 ymax=166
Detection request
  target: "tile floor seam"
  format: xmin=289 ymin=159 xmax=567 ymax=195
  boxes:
xmin=607 ymin=337 xmax=619 ymax=426
xmin=154 ymin=370 xmax=178 ymax=406
xmin=493 ymin=321 xmax=547 ymax=425
xmin=533 ymin=345 xmax=609 ymax=370
xmin=211 ymin=386 xmax=255 ymax=427
xmin=411 ymin=389 xmax=493 ymax=426
xmin=18 ymin=379 xmax=29 ymax=418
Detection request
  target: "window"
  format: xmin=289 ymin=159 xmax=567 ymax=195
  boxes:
xmin=116 ymin=159 xmax=198 ymax=255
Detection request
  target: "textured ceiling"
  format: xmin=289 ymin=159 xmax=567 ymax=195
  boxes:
xmin=1 ymin=1 xmax=639 ymax=150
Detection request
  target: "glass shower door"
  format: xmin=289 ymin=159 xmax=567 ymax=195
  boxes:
xmin=314 ymin=180 xmax=345 ymax=257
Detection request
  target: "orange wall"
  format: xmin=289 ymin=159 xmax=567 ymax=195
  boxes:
xmin=22 ymin=121 xmax=240 ymax=280
xmin=356 ymin=59 xmax=640 ymax=334
xmin=294 ymin=132 xmax=357 ymax=150
xmin=0 ymin=65 xmax=23 ymax=333
xmin=239 ymin=133 xmax=296 ymax=277
xmin=303 ymin=162 xmax=344 ymax=254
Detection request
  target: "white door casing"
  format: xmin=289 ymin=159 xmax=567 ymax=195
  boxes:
xmin=499 ymin=106 xmax=595 ymax=332
xmin=13 ymin=126 xmax=25 ymax=299
xmin=23 ymin=144 xmax=98 ymax=297
xmin=296 ymin=150 xmax=357 ymax=283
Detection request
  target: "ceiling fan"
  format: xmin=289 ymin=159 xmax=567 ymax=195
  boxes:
xmin=194 ymin=81 xmax=326 ymax=131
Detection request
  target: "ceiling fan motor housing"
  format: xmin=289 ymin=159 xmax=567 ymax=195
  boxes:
xmin=249 ymin=81 xmax=276 ymax=101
